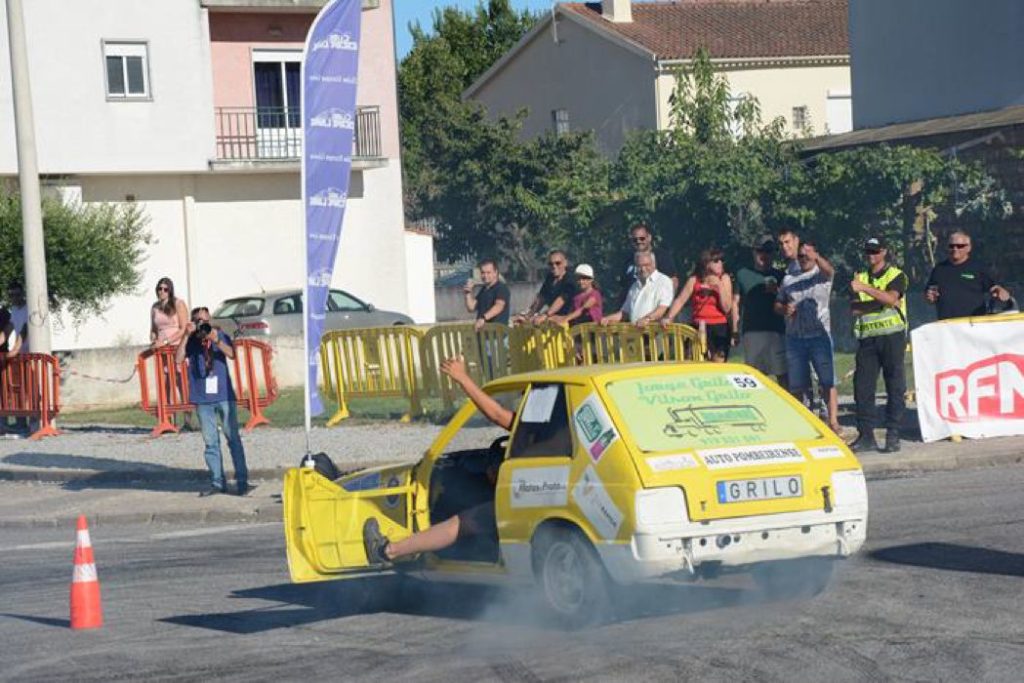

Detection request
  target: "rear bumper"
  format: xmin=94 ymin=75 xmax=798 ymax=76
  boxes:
xmin=598 ymin=508 xmax=867 ymax=584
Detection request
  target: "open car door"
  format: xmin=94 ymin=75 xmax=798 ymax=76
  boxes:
xmin=283 ymin=463 xmax=417 ymax=583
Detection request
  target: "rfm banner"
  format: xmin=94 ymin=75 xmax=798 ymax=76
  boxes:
xmin=302 ymin=0 xmax=361 ymax=418
xmin=912 ymin=315 xmax=1024 ymax=442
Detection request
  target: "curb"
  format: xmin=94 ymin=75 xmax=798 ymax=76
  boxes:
xmin=2 ymin=452 xmax=1022 ymax=529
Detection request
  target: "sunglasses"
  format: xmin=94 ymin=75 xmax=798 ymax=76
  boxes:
xmin=630 ymin=236 xmax=649 ymax=243
xmin=548 ymin=260 xmax=565 ymax=266
xmin=864 ymin=248 xmax=882 ymax=255
xmin=156 ymin=286 xmax=170 ymax=292
xmin=948 ymin=243 xmax=969 ymax=250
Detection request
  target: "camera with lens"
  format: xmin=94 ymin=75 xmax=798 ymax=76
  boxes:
xmin=193 ymin=321 xmax=213 ymax=338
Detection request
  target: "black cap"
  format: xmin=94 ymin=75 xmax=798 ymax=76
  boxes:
xmin=864 ymin=236 xmax=886 ymax=251
xmin=754 ymin=234 xmax=776 ymax=252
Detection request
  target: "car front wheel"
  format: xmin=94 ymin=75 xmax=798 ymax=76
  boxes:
xmin=533 ymin=527 xmax=612 ymax=629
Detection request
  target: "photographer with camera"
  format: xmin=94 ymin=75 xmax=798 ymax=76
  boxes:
xmin=176 ymin=306 xmax=251 ymax=497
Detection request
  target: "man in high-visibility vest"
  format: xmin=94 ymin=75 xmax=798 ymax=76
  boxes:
xmin=849 ymin=236 xmax=908 ymax=453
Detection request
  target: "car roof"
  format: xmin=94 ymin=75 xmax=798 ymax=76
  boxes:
xmin=216 ymin=287 xmax=360 ymax=302
xmin=484 ymin=361 xmax=747 ymax=390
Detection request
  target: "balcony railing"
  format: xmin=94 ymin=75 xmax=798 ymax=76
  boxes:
xmin=214 ymin=106 xmax=382 ymax=162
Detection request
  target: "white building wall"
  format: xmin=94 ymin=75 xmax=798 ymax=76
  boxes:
xmin=0 ymin=0 xmax=215 ymax=174
xmin=656 ymin=64 xmax=852 ymax=136
xmin=850 ymin=0 xmax=1024 ymax=129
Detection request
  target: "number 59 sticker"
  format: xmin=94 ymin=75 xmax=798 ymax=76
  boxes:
xmin=727 ymin=374 xmax=763 ymax=390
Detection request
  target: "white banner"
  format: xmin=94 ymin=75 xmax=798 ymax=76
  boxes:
xmin=912 ymin=315 xmax=1024 ymax=442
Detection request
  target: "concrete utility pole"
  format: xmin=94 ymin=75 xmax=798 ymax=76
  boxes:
xmin=5 ymin=0 xmax=52 ymax=353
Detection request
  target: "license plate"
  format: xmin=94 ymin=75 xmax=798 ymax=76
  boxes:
xmin=717 ymin=475 xmax=802 ymax=503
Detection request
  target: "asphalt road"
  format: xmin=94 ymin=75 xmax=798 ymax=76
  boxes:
xmin=2 ymin=466 xmax=1023 ymax=682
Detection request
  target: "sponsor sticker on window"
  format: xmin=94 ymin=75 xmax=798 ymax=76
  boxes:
xmin=573 ymin=394 xmax=618 ymax=462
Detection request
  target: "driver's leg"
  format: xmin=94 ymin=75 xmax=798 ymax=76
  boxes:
xmin=383 ymin=515 xmax=461 ymax=561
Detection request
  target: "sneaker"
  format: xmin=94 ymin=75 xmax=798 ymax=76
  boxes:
xmin=198 ymin=485 xmax=225 ymax=498
xmin=880 ymin=431 xmax=901 ymax=453
xmin=848 ymin=432 xmax=879 ymax=453
xmin=236 ymin=483 xmax=257 ymax=497
xmin=362 ymin=518 xmax=391 ymax=566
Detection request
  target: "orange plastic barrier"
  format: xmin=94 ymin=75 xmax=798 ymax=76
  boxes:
xmin=0 ymin=352 xmax=61 ymax=440
xmin=138 ymin=339 xmax=279 ymax=436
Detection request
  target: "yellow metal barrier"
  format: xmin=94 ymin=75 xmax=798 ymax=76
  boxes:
xmin=570 ymin=322 xmax=704 ymax=364
xmin=319 ymin=326 xmax=424 ymax=424
xmin=508 ymin=322 xmax=574 ymax=373
xmin=419 ymin=322 xmax=511 ymax=411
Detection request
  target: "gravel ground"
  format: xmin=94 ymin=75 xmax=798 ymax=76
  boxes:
xmin=0 ymin=421 xmax=505 ymax=476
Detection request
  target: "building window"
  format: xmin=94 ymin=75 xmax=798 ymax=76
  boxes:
xmin=552 ymin=109 xmax=570 ymax=135
xmin=103 ymin=42 xmax=150 ymax=99
xmin=253 ymin=49 xmax=302 ymax=129
xmin=792 ymin=106 xmax=809 ymax=133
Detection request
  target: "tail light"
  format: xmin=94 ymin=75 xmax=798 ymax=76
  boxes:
xmin=240 ymin=320 xmax=270 ymax=334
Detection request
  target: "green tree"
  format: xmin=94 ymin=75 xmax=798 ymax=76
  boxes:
xmin=398 ymin=0 xmax=537 ymax=217
xmin=0 ymin=190 xmax=152 ymax=321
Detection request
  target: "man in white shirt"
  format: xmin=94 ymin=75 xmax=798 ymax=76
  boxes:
xmin=601 ymin=251 xmax=673 ymax=327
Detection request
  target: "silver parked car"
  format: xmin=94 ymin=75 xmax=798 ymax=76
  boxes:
xmin=211 ymin=288 xmax=413 ymax=337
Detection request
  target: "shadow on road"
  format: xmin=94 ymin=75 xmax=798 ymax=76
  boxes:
xmin=871 ymin=542 xmax=1024 ymax=577
xmin=2 ymin=452 xmax=206 ymax=492
xmin=1 ymin=613 xmax=71 ymax=629
xmin=161 ymin=576 xmax=764 ymax=634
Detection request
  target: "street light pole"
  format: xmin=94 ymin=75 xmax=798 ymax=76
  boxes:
xmin=5 ymin=0 xmax=52 ymax=353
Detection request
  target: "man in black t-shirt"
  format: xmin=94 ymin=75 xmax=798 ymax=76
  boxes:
xmin=464 ymin=258 xmax=511 ymax=330
xmin=513 ymin=250 xmax=577 ymax=324
xmin=617 ymin=223 xmax=678 ymax=306
xmin=925 ymin=229 xmax=1011 ymax=320
xmin=733 ymin=235 xmax=787 ymax=383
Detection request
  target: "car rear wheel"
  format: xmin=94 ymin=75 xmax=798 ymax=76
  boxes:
xmin=533 ymin=527 xmax=612 ymax=629
xmin=751 ymin=557 xmax=835 ymax=600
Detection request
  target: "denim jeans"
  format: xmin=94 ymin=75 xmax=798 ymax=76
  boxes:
xmin=786 ymin=333 xmax=836 ymax=390
xmin=195 ymin=400 xmax=248 ymax=490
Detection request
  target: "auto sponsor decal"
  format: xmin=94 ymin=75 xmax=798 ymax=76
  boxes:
xmin=808 ymin=445 xmax=845 ymax=460
xmin=645 ymin=452 xmax=700 ymax=473
xmin=934 ymin=353 xmax=1024 ymax=422
xmin=509 ymin=466 xmax=570 ymax=508
xmin=384 ymin=474 xmax=402 ymax=508
xmin=341 ymin=471 xmax=381 ymax=492
xmin=696 ymin=443 xmax=805 ymax=470
xmin=573 ymin=394 xmax=618 ymax=462
xmin=572 ymin=466 xmax=622 ymax=540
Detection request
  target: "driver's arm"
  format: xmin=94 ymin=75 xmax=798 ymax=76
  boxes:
xmin=440 ymin=357 xmax=514 ymax=430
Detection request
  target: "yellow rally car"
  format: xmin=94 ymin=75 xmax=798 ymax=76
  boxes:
xmin=284 ymin=362 xmax=868 ymax=627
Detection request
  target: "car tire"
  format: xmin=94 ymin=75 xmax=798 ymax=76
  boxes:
xmin=751 ymin=557 xmax=835 ymax=600
xmin=533 ymin=527 xmax=613 ymax=629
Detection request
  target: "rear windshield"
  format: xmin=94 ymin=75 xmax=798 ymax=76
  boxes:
xmin=213 ymin=298 xmax=265 ymax=318
xmin=605 ymin=371 xmax=820 ymax=453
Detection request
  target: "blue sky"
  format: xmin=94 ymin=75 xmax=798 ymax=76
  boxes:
xmin=393 ymin=0 xmax=553 ymax=59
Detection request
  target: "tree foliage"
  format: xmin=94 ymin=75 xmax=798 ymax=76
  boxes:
xmin=0 ymin=189 xmax=152 ymax=321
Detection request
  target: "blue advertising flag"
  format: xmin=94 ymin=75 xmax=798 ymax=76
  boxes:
xmin=301 ymin=0 xmax=361 ymax=421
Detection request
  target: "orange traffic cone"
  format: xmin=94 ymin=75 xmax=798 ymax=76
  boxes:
xmin=70 ymin=515 xmax=103 ymax=630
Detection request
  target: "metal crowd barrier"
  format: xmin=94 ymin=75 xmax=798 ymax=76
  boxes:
xmin=137 ymin=339 xmax=280 ymax=436
xmin=318 ymin=320 xmax=705 ymax=421
xmin=319 ymin=326 xmax=423 ymax=424
xmin=0 ymin=353 xmax=61 ymax=440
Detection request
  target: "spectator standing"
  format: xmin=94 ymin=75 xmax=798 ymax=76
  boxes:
xmin=550 ymin=264 xmax=604 ymax=325
xmin=662 ymin=248 xmax=734 ymax=361
xmin=150 ymin=277 xmax=189 ymax=350
xmin=176 ymin=307 xmax=251 ymax=497
xmin=849 ymin=237 xmax=908 ymax=453
xmin=513 ymin=250 xmax=577 ymax=324
xmin=733 ymin=236 xmax=787 ymax=384
xmin=8 ymin=281 xmax=27 ymax=354
xmin=601 ymin=251 xmax=673 ymax=327
xmin=925 ymin=229 xmax=1012 ymax=319
xmin=775 ymin=240 xmax=840 ymax=432
xmin=464 ymin=259 xmax=511 ymax=331
xmin=618 ymin=223 xmax=678 ymax=305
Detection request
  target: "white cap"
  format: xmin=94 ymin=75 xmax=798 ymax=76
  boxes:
xmin=574 ymin=264 xmax=595 ymax=279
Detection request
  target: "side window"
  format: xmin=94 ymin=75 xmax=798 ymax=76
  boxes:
xmin=273 ymin=295 xmax=301 ymax=315
xmin=327 ymin=290 xmax=364 ymax=312
xmin=103 ymin=42 xmax=151 ymax=100
xmin=510 ymin=384 xmax=572 ymax=458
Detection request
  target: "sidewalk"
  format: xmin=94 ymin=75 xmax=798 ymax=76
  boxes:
xmin=0 ymin=422 xmax=1021 ymax=529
